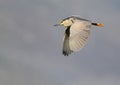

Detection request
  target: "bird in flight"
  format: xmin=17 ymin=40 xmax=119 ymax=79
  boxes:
xmin=54 ymin=16 xmax=104 ymax=56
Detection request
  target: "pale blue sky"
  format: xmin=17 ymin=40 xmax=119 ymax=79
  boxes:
xmin=0 ymin=0 xmax=120 ymax=85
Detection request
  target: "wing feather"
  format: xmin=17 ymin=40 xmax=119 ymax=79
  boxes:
xmin=69 ymin=21 xmax=91 ymax=51
xmin=62 ymin=27 xmax=73 ymax=56
xmin=63 ymin=34 xmax=73 ymax=56
xmin=62 ymin=21 xmax=91 ymax=56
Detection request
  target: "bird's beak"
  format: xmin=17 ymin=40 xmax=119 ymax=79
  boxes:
xmin=96 ymin=23 xmax=104 ymax=27
xmin=54 ymin=23 xmax=61 ymax=26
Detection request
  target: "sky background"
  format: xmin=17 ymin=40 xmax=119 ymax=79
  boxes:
xmin=0 ymin=0 xmax=120 ymax=85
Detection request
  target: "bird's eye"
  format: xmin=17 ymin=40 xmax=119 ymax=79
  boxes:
xmin=69 ymin=18 xmax=74 ymax=23
xmin=71 ymin=20 xmax=74 ymax=23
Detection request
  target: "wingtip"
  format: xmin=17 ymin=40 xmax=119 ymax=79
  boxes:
xmin=62 ymin=50 xmax=73 ymax=56
xmin=63 ymin=51 xmax=69 ymax=56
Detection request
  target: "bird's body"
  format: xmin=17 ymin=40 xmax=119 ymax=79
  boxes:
xmin=54 ymin=16 xmax=104 ymax=56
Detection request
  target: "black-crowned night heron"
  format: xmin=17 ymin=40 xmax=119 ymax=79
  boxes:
xmin=54 ymin=16 xmax=104 ymax=56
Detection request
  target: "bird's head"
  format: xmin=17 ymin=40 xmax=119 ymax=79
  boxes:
xmin=54 ymin=17 xmax=75 ymax=27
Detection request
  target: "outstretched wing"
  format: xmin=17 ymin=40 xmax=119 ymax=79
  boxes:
xmin=63 ymin=21 xmax=91 ymax=56
xmin=63 ymin=27 xmax=73 ymax=56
